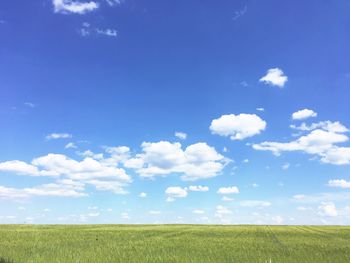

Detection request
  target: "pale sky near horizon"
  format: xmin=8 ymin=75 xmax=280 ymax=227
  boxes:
xmin=1 ymin=0 xmax=350 ymax=224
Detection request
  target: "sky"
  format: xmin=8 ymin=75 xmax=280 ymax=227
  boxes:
xmin=0 ymin=0 xmax=350 ymax=225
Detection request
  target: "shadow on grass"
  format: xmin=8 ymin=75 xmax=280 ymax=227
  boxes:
xmin=0 ymin=258 xmax=13 ymax=263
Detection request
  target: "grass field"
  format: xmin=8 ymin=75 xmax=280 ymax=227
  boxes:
xmin=1 ymin=225 xmax=350 ymax=262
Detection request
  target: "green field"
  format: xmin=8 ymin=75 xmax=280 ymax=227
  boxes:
xmin=1 ymin=225 xmax=350 ymax=262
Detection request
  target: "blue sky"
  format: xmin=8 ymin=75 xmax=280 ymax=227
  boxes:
xmin=1 ymin=0 xmax=350 ymax=224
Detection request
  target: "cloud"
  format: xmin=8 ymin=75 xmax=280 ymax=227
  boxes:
xmin=290 ymin=121 xmax=349 ymax=133
xmin=149 ymin=210 xmax=161 ymax=215
xmin=282 ymin=163 xmax=290 ymax=170
xmin=210 ymin=114 xmax=266 ymax=140
xmin=239 ymin=200 xmax=271 ymax=208
xmin=139 ymin=192 xmax=147 ymax=198
xmin=52 ymin=0 xmax=99 ymax=14
xmin=292 ymin=109 xmax=318 ymax=120
xmin=188 ymin=185 xmax=209 ymax=192
xmin=175 ymin=132 xmax=187 ymax=140
xmin=0 ymin=160 xmax=57 ymax=177
xmin=328 ymin=179 xmax=350 ymax=189
xmin=24 ymin=102 xmax=36 ymax=108
xmin=96 ymin=28 xmax=117 ymax=37
xmin=46 ymin=133 xmax=72 ymax=140
xmin=134 ymin=141 xmax=228 ymax=181
xmin=318 ymin=202 xmax=338 ymax=217
xmin=217 ymin=186 xmax=239 ymax=195
xmin=0 ymin=152 xmax=131 ymax=196
xmin=256 ymin=107 xmax=265 ymax=112
xmin=215 ymin=205 xmax=232 ymax=218
xmin=292 ymin=192 xmax=350 ymax=203
xmin=233 ymin=5 xmax=247 ymax=20
xmin=222 ymin=196 xmax=234 ymax=202
xmin=193 ymin=209 xmax=205 ymax=214
xmin=105 ymin=0 xmax=122 ymax=6
xmin=165 ymin=186 xmax=187 ymax=202
xmin=79 ymin=23 xmax=117 ymax=38
xmin=259 ymin=68 xmax=288 ymax=88
xmin=0 ymin=183 xmax=86 ymax=200
xmin=65 ymin=142 xmax=77 ymax=149
xmin=253 ymin=129 xmax=350 ymax=165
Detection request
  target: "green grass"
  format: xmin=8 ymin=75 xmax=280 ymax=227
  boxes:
xmin=1 ymin=225 xmax=350 ymax=262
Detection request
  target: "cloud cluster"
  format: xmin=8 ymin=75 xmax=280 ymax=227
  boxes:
xmin=133 ymin=141 xmax=228 ymax=181
xmin=53 ymin=0 xmax=99 ymax=14
xmin=253 ymin=118 xmax=350 ymax=165
xmin=210 ymin=114 xmax=266 ymax=140
xmin=292 ymin=109 xmax=318 ymax=120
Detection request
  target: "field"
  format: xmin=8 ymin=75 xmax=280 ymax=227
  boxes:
xmin=1 ymin=225 xmax=350 ymax=262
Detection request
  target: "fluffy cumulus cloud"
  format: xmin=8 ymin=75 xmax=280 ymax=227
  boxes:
xmin=133 ymin=141 xmax=228 ymax=181
xmin=328 ymin=179 xmax=350 ymax=189
xmin=217 ymin=186 xmax=240 ymax=195
xmin=52 ymin=0 xmax=99 ymax=14
xmin=253 ymin=118 xmax=350 ymax=165
xmin=318 ymin=202 xmax=338 ymax=217
xmin=292 ymin=109 xmax=318 ymax=120
xmin=210 ymin=114 xmax=266 ymax=140
xmin=0 ymin=152 xmax=131 ymax=198
xmin=259 ymin=68 xmax=288 ymax=88
xmin=165 ymin=186 xmax=188 ymax=202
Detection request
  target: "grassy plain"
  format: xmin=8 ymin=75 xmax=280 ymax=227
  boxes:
xmin=1 ymin=225 xmax=350 ymax=262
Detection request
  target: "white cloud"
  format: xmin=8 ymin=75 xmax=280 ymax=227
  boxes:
xmin=210 ymin=114 xmax=266 ymax=140
xmin=24 ymin=102 xmax=36 ymax=108
xmin=256 ymin=107 xmax=265 ymax=112
xmin=282 ymin=163 xmax=290 ymax=170
xmin=105 ymin=0 xmax=122 ymax=6
xmin=217 ymin=186 xmax=239 ymax=195
xmin=52 ymin=0 xmax=99 ymax=14
xmin=292 ymin=192 xmax=350 ymax=203
xmin=252 ymin=183 xmax=259 ymax=188
xmin=292 ymin=109 xmax=318 ymax=120
xmin=328 ymin=179 xmax=350 ymax=189
xmin=139 ymin=192 xmax=147 ymax=198
xmin=88 ymin=212 xmax=100 ymax=217
xmin=121 ymin=212 xmax=129 ymax=219
xmin=188 ymin=185 xmax=209 ymax=192
xmin=222 ymin=196 xmax=234 ymax=202
xmin=193 ymin=209 xmax=205 ymax=214
xmin=0 ymin=183 xmax=86 ymax=200
xmin=65 ymin=142 xmax=77 ymax=149
xmin=149 ymin=210 xmax=161 ymax=215
xmin=259 ymin=68 xmax=288 ymax=88
xmin=79 ymin=23 xmax=117 ymax=38
xmin=165 ymin=186 xmax=187 ymax=202
xmin=290 ymin=121 xmax=349 ymax=133
xmin=0 ymin=160 xmax=57 ymax=177
xmin=215 ymin=205 xmax=232 ymax=218
xmin=253 ymin=129 xmax=350 ymax=165
xmin=271 ymin=215 xmax=284 ymax=224
xmin=239 ymin=200 xmax=271 ymax=208
xmin=96 ymin=28 xmax=117 ymax=37
xmin=318 ymin=202 xmax=338 ymax=217
xmin=175 ymin=132 xmax=187 ymax=140
xmin=134 ymin=141 xmax=228 ymax=181
xmin=46 ymin=133 xmax=72 ymax=140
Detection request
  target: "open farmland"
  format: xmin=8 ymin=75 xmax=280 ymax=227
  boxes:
xmin=1 ymin=225 xmax=350 ymax=262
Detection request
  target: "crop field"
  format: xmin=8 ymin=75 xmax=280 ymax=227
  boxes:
xmin=1 ymin=225 xmax=350 ymax=262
